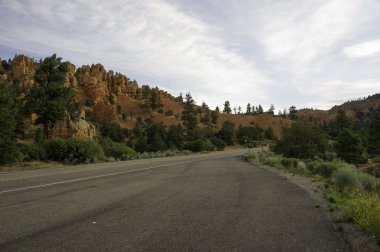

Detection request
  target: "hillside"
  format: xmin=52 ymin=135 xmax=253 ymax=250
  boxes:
xmin=0 ymin=55 xmax=290 ymax=139
xmin=297 ymin=93 xmax=380 ymax=124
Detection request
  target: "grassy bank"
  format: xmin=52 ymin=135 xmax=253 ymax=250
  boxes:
xmin=243 ymin=151 xmax=380 ymax=245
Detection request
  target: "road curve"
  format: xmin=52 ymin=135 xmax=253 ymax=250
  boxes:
xmin=0 ymin=149 xmax=350 ymax=251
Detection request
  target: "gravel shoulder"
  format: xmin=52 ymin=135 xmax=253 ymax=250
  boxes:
xmin=256 ymin=163 xmax=380 ymax=252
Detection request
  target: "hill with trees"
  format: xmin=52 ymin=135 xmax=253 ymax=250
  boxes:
xmin=0 ymin=54 xmax=292 ymax=165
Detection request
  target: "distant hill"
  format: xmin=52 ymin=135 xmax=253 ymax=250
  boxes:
xmin=0 ymin=55 xmax=291 ymax=139
xmin=297 ymin=93 xmax=380 ymax=125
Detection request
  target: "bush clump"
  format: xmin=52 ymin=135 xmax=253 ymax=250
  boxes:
xmin=183 ymin=139 xmax=214 ymax=152
xmin=335 ymin=166 xmax=361 ymax=191
xmin=357 ymin=172 xmax=377 ymax=192
xmin=341 ymin=190 xmax=380 ymax=244
xmin=44 ymin=138 xmax=104 ymax=164
xmin=211 ymin=138 xmax=226 ymax=151
xmin=19 ymin=144 xmax=46 ymax=161
xmin=334 ymin=166 xmax=377 ymax=192
xmin=101 ymin=138 xmax=137 ymax=160
xmin=313 ymin=162 xmax=337 ymax=178
xmin=281 ymin=158 xmax=298 ymax=169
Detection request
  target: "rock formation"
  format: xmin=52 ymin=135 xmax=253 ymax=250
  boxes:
xmin=11 ymin=55 xmax=36 ymax=88
xmin=51 ymin=111 xmax=96 ymax=139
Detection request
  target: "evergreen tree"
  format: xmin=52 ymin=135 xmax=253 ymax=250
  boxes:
xmin=368 ymin=112 xmax=380 ymax=156
xmin=267 ymin=104 xmax=275 ymax=115
xmin=264 ymin=127 xmax=278 ymax=141
xmin=236 ymin=125 xmax=263 ymax=145
xmin=201 ymin=101 xmax=209 ymax=111
xmin=216 ymin=121 xmax=235 ymax=145
xmin=201 ymin=111 xmax=211 ymax=127
xmin=25 ymin=54 xmax=77 ymax=138
xmin=282 ymin=108 xmax=288 ymax=118
xmin=0 ymin=82 xmax=19 ymax=163
xmin=328 ymin=110 xmax=352 ymax=139
xmin=274 ymin=120 xmax=328 ymax=159
xmin=210 ymin=109 xmax=219 ymax=126
xmin=223 ymin=101 xmax=232 ymax=114
xmin=142 ymin=85 xmax=151 ymax=108
xmin=181 ymin=92 xmax=198 ymax=130
xmin=334 ymin=128 xmax=367 ymax=164
xmin=258 ymin=105 xmax=264 ymax=114
xmin=246 ymin=103 xmax=252 ymax=115
xmin=166 ymin=124 xmax=184 ymax=149
xmin=150 ymin=89 xmax=163 ymax=111
xmin=289 ymin=106 xmax=297 ymax=120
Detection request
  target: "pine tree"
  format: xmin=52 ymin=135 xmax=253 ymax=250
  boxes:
xmin=246 ymin=103 xmax=251 ymax=115
xmin=258 ymin=105 xmax=264 ymax=114
xmin=289 ymin=106 xmax=297 ymax=120
xmin=181 ymin=93 xmax=198 ymax=130
xmin=267 ymin=104 xmax=275 ymax=115
xmin=26 ymin=54 xmax=77 ymax=138
xmin=334 ymin=128 xmax=367 ymax=164
xmin=223 ymin=101 xmax=232 ymax=114
xmin=0 ymin=82 xmax=19 ymax=163
xmin=368 ymin=112 xmax=380 ymax=156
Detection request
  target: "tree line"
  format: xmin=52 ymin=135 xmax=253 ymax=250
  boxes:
xmin=273 ymin=108 xmax=380 ymax=165
xmin=0 ymin=54 xmax=279 ymax=165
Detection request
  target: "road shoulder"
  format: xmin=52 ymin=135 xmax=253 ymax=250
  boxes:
xmin=252 ymin=162 xmax=380 ymax=252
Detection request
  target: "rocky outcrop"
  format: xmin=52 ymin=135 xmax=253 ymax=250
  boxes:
xmin=11 ymin=55 xmax=36 ymax=88
xmin=76 ymin=64 xmax=110 ymax=104
xmin=2 ymin=54 xmax=187 ymax=136
xmin=51 ymin=111 xmax=96 ymax=139
xmin=65 ymin=62 xmax=78 ymax=88
xmin=92 ymin=102 xmax=118 ymax=123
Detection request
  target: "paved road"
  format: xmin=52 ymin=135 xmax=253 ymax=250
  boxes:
xmin=0 ymin=149 xmax=350 ymax=251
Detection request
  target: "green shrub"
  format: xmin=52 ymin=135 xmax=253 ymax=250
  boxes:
xmin=211 ymin=138 xmax=226 ymax=151
xmin=334 ymin=166 xmax=361 ymax=191
xmin=19 ymin=144 xmax=45 ymax=161
xmin=245 ymin=141 xmax=258 ymax=148
xmin=243 ymin=152 xmax=257 ymax=161
xmin=64 ymin=138 xmax=104 ymax=164
xmin=334 ymin=165 xmax=378 ymax=192
xmin=101 ymin=138 xmax=137 ymax=160
xmin=313 ymin=162 xmax=337 ymax=177
xmin=44 ymin=138 xmax=67 ymax=161
xmin=341 ymin=190 xmax=380 ymax=244
xmin=258 ymin=151 xmax=270 ymax=163
xmin=281 ymin=158 xmax=298 ymax=169
xmin=265 ymin=156 xmax=282 ymax=169
xmin=183 ymin=139 xmax=214 ymax=152
xmin=44 ymin=138 xmax=104 ymax=164
xmin=357 ymin=173 xmax=377 ymax=192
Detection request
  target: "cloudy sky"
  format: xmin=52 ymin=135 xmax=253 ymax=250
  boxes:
xmin=1 ymin=0 xmax=380 ymax=111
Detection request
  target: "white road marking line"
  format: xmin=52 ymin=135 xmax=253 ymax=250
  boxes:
xmin=0 ymin=155 xmax=236 ymax=195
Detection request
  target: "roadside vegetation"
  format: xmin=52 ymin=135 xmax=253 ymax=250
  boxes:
xmin=1 ymin=54 xmax=282 ymax=168
xmin=244 ymin=151 xmax=380 ymax=245
xmin=242 ymin=104 xmax=380 ymax=245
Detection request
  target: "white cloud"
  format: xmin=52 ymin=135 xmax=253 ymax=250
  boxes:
xmin=300 ymin=79 xmax=380 ymax=109
xmin=257 ymin=0 xmax=377 ymax=72
xmin=343 ymin=39 xmax=380 ymax=58
xmin=0 ymin=0 xmax=269 ymax=109
xmin=1 ymin=0 xmax=380 ymax=110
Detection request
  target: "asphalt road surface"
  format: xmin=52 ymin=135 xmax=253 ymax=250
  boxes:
xmin=0 ymin=149 xmax=351 ymax=251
